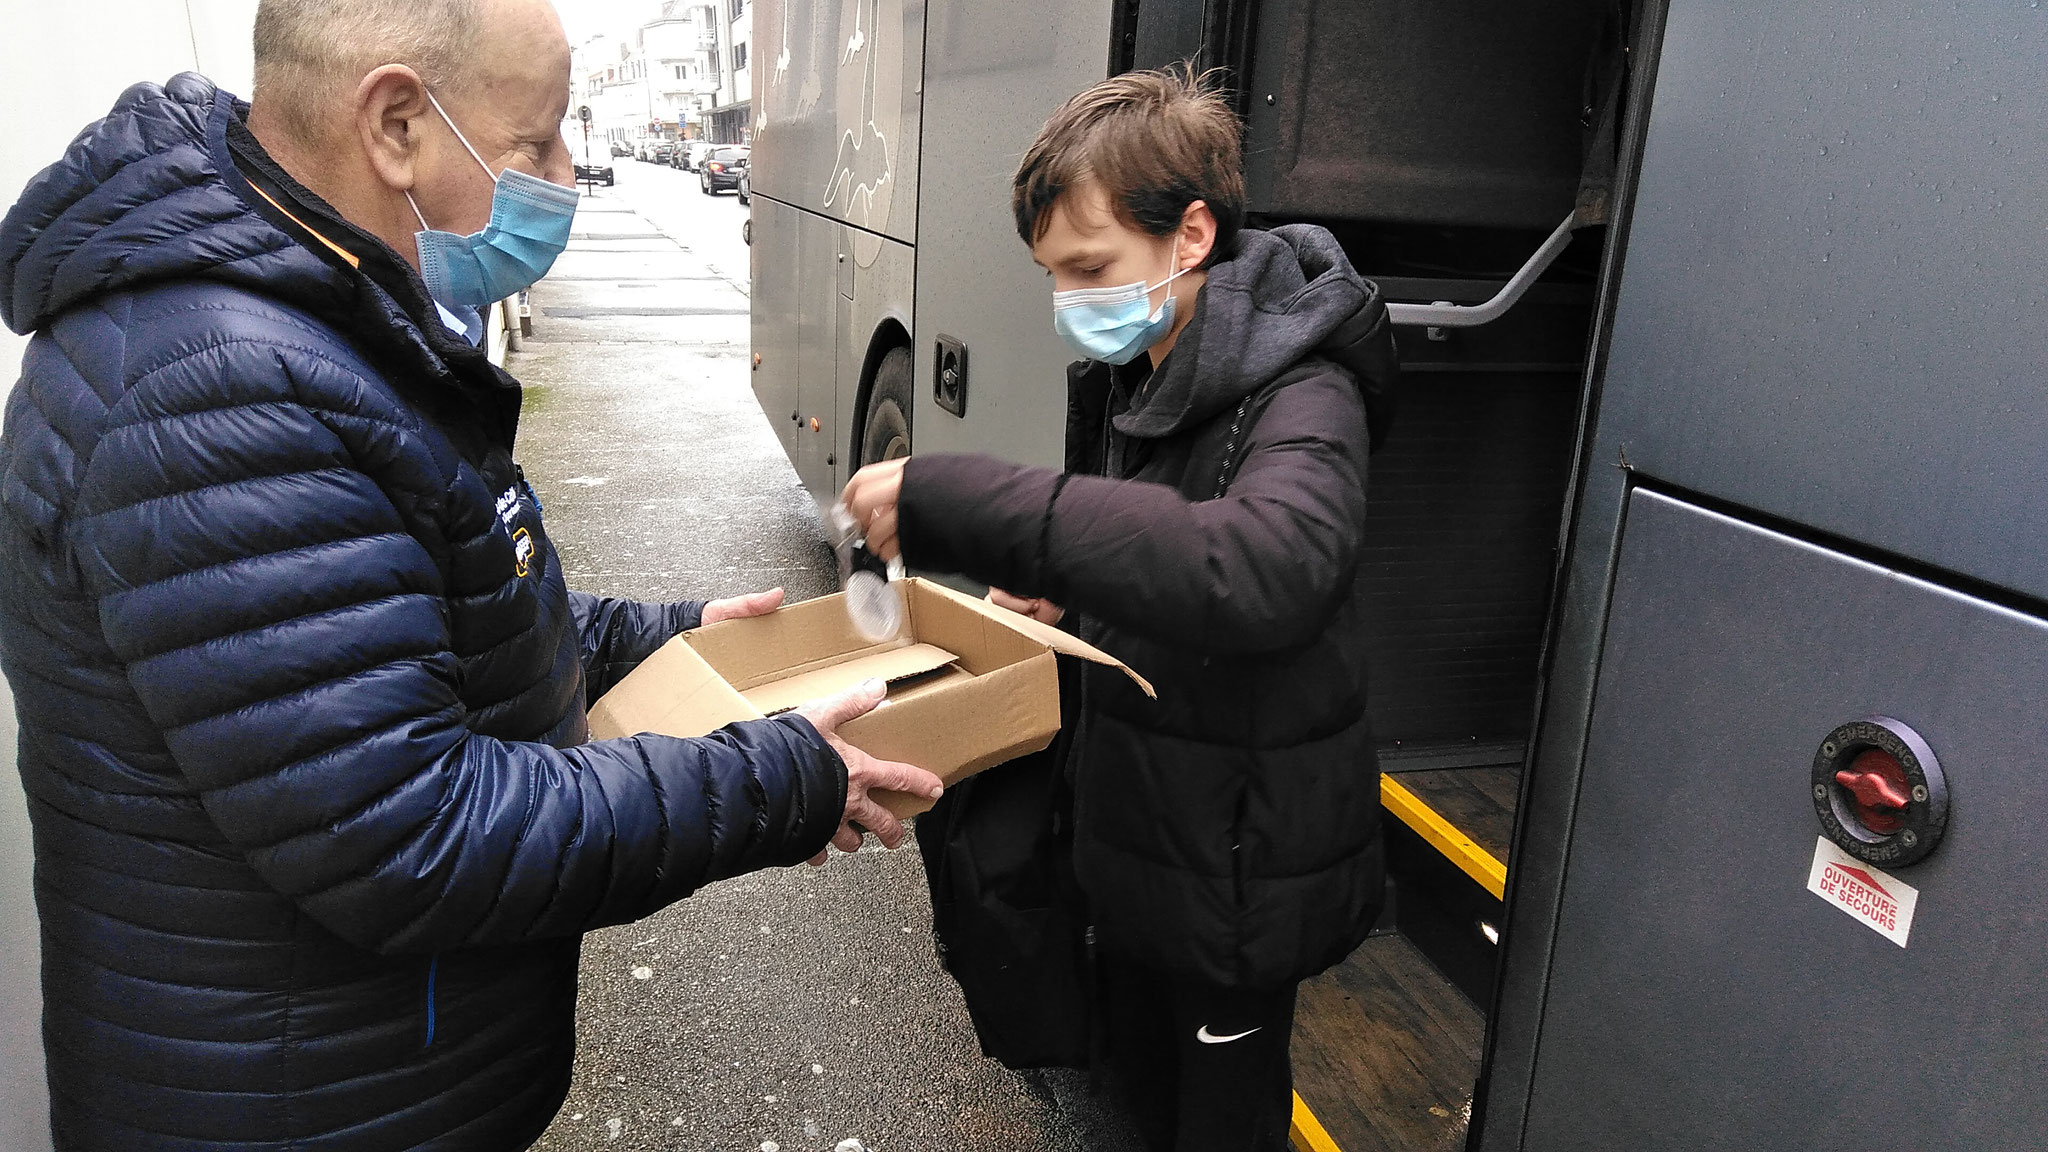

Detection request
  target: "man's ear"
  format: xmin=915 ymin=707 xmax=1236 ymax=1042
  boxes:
xmin=356 ymin=65 xmax=432 ymax=193
xmin=1179 ymin=199 xmax=1218 ymax=269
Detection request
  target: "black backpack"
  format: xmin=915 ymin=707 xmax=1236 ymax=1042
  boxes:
xmin=916 ymin=660 xmax=1094 ymax=1070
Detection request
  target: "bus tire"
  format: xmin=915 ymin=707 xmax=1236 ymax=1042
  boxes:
xmin=860 ymin=346 xmax=914 ymax=466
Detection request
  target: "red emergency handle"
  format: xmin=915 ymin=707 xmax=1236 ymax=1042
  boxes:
xmin=1835 ymin=765 xmax=1909 ymax=811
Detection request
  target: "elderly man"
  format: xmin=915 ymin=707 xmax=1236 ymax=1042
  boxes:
xmin=0 ymin=1 xmax=939 ymax=1149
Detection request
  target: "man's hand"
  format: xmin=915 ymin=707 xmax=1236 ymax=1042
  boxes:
xmin=793 ymin=678 xmax=943 ymax=864
xmin=702 ymin=587 xmax=785 ymax=626
xmin=989 ymin=587 xmax=1065 ymax=625
xmin=842 ymin=458 xmax=908 ymax=562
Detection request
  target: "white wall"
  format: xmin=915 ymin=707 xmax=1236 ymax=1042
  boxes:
xmin=0 ymin=5 xmax=258 ymax=1143
xmin=0 ymin=0 xmax=258 ymax=388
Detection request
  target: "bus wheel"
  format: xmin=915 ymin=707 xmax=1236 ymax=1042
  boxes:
xmin=860 ymin=346 xmax=914 ymax=466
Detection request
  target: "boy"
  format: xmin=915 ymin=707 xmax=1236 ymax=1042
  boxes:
xmin=843 ymin=67 xmax=1396 ymax=1151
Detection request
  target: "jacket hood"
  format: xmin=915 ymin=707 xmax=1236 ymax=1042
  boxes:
xmin=2 ymin=74 xmax=359 ymax=337
xmin=1115 ymin=224 xmax=1396 ymax=445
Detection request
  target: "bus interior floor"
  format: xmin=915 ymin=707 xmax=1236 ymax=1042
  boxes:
xmin=1292 ymin=931 xmax=1483 ymax=1152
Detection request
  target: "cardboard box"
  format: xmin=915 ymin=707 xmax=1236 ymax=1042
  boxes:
xmin=587 ymin=578 xmax=1153 ymax=817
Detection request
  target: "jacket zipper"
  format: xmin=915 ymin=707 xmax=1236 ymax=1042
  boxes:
xmin=422 ymin=955 xmax=439 ymax=1049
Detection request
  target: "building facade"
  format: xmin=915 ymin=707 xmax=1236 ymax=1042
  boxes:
xmin=705 ymin=0 xmax=754 ymax=144
xmin=573 ymin=1 xmax=753 ymax=154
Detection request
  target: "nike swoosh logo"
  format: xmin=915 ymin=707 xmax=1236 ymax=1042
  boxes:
xmin=1195 ymin=1025 xmax=1262 ymax=1044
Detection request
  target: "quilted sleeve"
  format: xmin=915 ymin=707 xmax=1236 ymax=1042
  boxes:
xmin=74 ymin=345 xmax=845 ymax=955
xmin=569 ymin=590 xmax=704 ymax=699
xmin=899 ymin=370 xmax=1371 ymax=654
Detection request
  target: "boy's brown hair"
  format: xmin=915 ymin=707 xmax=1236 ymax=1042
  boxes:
xmin=1012 ymin=65 xmax=1245 ymax=267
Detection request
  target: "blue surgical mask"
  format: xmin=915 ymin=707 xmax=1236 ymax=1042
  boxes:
xmin=406 ymin=91 xmax=577 ymax=309
xmin=1051 ymin=238 xmax=1193 ymax=365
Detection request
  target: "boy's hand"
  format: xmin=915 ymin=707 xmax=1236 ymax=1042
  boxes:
xmin=842 ymin=458 xmax=908 ymax=561
xmin=701 ymin=587 xmax=785 ymax=625
xmin=989 ymin=587 xmax=1065 ymax=626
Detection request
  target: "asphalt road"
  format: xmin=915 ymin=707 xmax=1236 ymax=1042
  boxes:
xmin=513 ymin=157 xmax=1139 ymax=1152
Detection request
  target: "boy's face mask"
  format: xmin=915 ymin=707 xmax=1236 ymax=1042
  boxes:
xmin=1051 ymin=235 xmax=1193 ymax=365
xmin=406 ymin=90 xmax=578 ymax=309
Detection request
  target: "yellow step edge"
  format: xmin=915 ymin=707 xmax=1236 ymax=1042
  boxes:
xmin=1291 ymin=1090 xmax=1344 ymax=1152
xmin=1379 ymin=773 xmax=1509 ymax=900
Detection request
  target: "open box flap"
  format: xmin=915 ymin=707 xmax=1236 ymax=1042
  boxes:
xmin=587 ymin=634 xmax=760 ymax=740
xmin=917 ymin=579 xmax=1157 ymax=698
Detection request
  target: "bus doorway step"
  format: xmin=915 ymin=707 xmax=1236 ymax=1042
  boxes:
xmin=1291 ymin=931 xmax=1481 ymax=1152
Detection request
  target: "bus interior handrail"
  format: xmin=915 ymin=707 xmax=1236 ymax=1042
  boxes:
xmin=1383 ymin=212 xmax=1578 ymax=329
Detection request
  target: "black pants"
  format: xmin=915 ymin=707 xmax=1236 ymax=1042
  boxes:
xmin=1098 ymin=954 xmax=1299 ymax=1152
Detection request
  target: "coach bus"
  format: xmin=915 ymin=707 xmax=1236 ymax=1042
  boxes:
xmin=745 ymin=1 xmax=2048 ymax=1148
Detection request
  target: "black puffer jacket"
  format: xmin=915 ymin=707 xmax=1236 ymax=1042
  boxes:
xmin=900 ymin=226 xmax=1397 ymax=989
xmin=0 ymin=76 xmax=846 ymax=1150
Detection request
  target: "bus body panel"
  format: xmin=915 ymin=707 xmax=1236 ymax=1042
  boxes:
xmin=1492 ymin=1 xmax=2048 ymax=1147
xmin=1583 ymin=0 xmax=2048 ymax=600
xmin=751 ymin=194 xmax=804 ymax=477
xmin=1526 ymin=490 xmax=2048 ymax=1149
xmin=751 ymin=0 xmax=923 ymax=492
xmin=841 ymin=226 xmax=919 ymax=486
xmin=907 ymin=0 xmax=1115 ymax=469
xmin=753 ymin=198 xmax=843 ymax=492
xmin=752 ymin=0 xmax=925 ymax=246
xmin=752 ymin=195 xmax=916 ymax=495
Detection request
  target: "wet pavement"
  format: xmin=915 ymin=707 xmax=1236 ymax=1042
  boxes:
xmin=514 ymin=158 xmax=1139 ymax=1152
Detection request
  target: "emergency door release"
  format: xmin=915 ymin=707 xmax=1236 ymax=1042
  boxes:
xmin=1811 ymin=717 xmax=1949 ymax=867
xmin=1835 ymin=755 xmax=1910 ymax=830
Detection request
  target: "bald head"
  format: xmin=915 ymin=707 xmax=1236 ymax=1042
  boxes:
xmin=253 ymin=0 xmax=567 ymax=146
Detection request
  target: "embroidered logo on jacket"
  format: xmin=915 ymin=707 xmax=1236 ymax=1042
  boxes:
xmin=496 ymin=486 xmax=522 ymax=528
xmin=512 ymin=527 xmax=535 ymax=578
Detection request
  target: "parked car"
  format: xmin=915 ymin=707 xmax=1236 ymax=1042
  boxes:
xmin=608 ymin=140 xmax=630 ymax=158
xmin=735 ymin=163 xmax=751 ymax=205
xmin=574 ymin=159 xmax=615 ymax=186
xmin=699 ymin=146 xmax=750 ymax=195
xmin=681 ymin=141 xmax=716 ymax=172
xmin=650 ymin=141 xmax=676 ymax=164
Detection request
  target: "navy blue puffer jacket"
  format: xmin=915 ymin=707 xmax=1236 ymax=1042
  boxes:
xmin=0 ymin=76 xmax=846 ymax=1151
